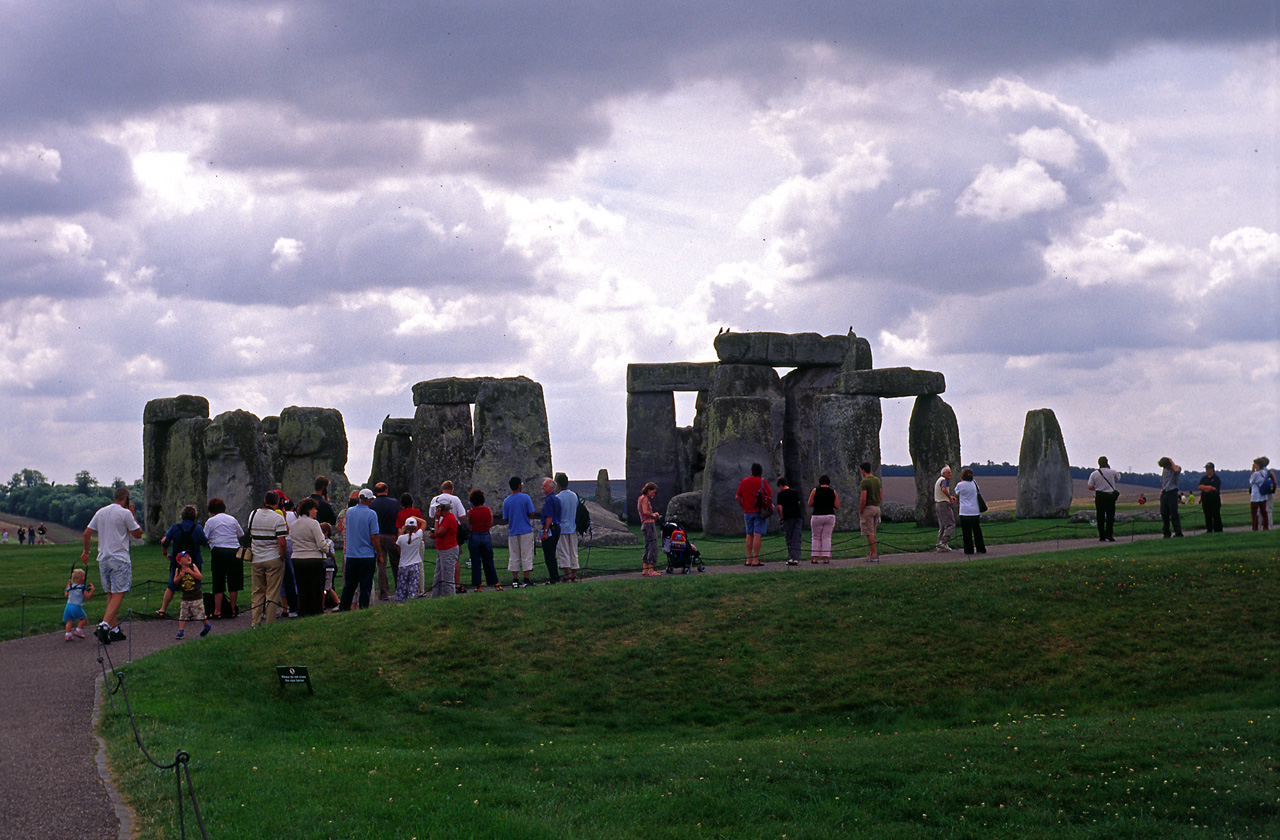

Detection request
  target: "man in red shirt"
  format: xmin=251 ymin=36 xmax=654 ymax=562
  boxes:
xmin=735 ymin=463 xmax=772 ymax=567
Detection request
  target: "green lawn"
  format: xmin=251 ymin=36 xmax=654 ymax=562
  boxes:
xmin=98 ymin=530 xmax=1278 ymax=839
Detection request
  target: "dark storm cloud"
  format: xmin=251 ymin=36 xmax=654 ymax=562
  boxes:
xmin=2 ymin=1 xmax=1271 ymax=178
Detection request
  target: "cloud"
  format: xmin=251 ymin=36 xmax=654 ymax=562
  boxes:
xmin=957 ymin=157 xmax=1068 ymax=221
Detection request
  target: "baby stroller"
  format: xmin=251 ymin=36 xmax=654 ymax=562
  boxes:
xmin=662 ymin=521 xmax=705 ymax=574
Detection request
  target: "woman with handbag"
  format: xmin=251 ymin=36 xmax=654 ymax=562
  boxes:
xmin=955 ymin=468 xmax=987 ymax=556
xmin=204 ymin=498 xmax=245 ymax=619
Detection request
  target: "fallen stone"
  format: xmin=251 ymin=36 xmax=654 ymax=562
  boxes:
xmin=664 ymin=491 xmax=703 ymax=531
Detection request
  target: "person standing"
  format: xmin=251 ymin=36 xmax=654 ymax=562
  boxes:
xmin=1158 ymin=457 xmax=1184 ymax=538
xmin=857 ymin=462 xmax=882 ymax=562
xmin=467 ymin=489 xmax=499 ymax=591
xmin=934 ymin=467 xmax=956 ymax=551
xmin=1259 ymin=456 xmax=1276 ymax=527
xmin=806 ymin=475 xmax=838 ymax=563
xmin=1197 ymin=463 xmax=1223 ymax=533
xmin=539 ymin=478 xmax=562 ymax=585
xmin=502 ymin=476 xmax=536 ymax=588
xmin=1249 ymin=459 xmax=1271 ymax=531
xmin=340 ymin=489 xmax=383 ymax=610
xmin=290 ymin=498 xmax=330 ymax=616
xmin=309 ymin=475 xmax=338 ymax=530
xmin=172 ymin=551 xmax=212 ymax=640
xmin=1087 ymin=456 xmax=1122 ymax=542
xmin=394 ymin=517 xmax=425 ymax=602
xmin=735 ymin=463 xmax=772 ymax=567
xmin=204 ymin=497 xmax=244 ymax=619
xmin=430 ymin=481 xmax=470 ymax=593
xmin=554 ymin=473 xmax=581 ymax=582
xmin=247 ymin=491 xmax=289 ymax=627
xmin=955 ymin=468 xmax=986 ymax=556
xmin=81 ymin=486 xmax=143 ymax=644
xmin=431 ymin=501 xmax=459 ymax=598
xmin=157 ymin=505 xmax=210 ymax=618
xmin=638 ymin=482 xmax=661 ymax=576
xmin=775 ymin=478 xmax=803 ymax=566
xmin=62 ymin=568 xmax=94 ymax=641
xmin=370 ymin=483 xmax=401 ymax=600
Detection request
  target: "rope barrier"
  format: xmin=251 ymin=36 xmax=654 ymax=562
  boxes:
xmin=95 ymin=608 xmax=210 ymax=840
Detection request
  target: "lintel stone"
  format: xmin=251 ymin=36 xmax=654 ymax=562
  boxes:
xmin=626 ymin=362 xmax=718 ymax=393
xmin=835 ymin=367 xmax=945 ymax=398
xmin=713 ymin=332 xmax=850 ymax=367
xmin=143 ymin=395 xmax=210 ymax=425
xmin=412 ymin=377 xmax=483 ymax=406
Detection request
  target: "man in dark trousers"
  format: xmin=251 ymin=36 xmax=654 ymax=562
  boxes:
xmin=370 ymin=482 xmax=402 ymax=599
xmin=1198 ymin=462 xmax=1223 ymax=533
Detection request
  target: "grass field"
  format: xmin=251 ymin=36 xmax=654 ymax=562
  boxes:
xmin=93 ymin=529 xmax=1278 ymax=839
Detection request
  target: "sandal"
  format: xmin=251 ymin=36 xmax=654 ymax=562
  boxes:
xmin=154 ymin=609 xmax=167 ymax=618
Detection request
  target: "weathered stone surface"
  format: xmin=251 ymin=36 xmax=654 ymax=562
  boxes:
xmin=382 ymin=417 xmax=414 ymax=436
xmin=781 ymin=366 xmax=841 ymax=523
xmin=626 ymin=362 xmax=718 ymax=393
xmin=835 ymin=367 xmax=945 ymax=398
xmin=580 ymin=500 xmax=639 ymax=547
xmin=701 ymin=396 xmax=784 ymax=535
xmin=713 ymin=331 xmax=850 ymax=367
xmin=276 ymin=407 xmax=350 ymax=504
xmin=412 ymin=377 xmax=483 ymax=406
xmin=709 ymin=363 xmax=783 ymax=398
xmin=471 ymin=377 xmax=553 ymax=516
xmin=370 ymin=431 xmax=414 ymax=498
xmin=840 ymin=335 xmax=874 ymax=371
xmin=144 ymin=415 xmax=210 ymax=541
xmin=811 ymin=394 xmax=881 ymax=532
xmin=909 ymin=395 xmax=962 ymax=527
xmin=1015 ymin=408 xmax=1073 ymax=519
xmin=142 ymin=395 xmax=209 ymax=426
xmin=664 ymin=491 xmax=703 ymax=531
xmin=880 ymin=501 xmax=916 ymax=524
xmin=625 ymin=392 xmax=680 ymax=524
xmin=204 ymin=410 xmax=273 ymax=526
xmin=594 ymin=469 xmax=612 ymax=508
xmin=411 ymin=403 xmax=474 ymax=512
xmin=980 ymin=510 xmax=1013 ymax=523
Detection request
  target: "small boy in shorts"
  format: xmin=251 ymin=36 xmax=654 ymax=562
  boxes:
xmin=173 ymin=551 xmax=212 ymax=639
xmin=63 ymin=568 xmax=95 ymax=641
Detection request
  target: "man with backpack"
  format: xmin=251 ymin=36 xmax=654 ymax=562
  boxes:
xmin=735 ymin=463 xmax=772 ymax=567
xmin=554 ymin=473 xmax=581 ymax=582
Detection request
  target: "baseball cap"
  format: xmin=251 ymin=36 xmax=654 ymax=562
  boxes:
xmin=358 ymin=488 xmax=375 ymax=500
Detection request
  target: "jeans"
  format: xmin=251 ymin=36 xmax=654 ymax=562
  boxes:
xmin=782 ymin=518 xmax=802 ymax=563
xmin=469 ymin=533 xmax=497 ymax=586
xmin=1160 ymin=490 xmax=1182 ymax=537
xmin=339 ymin=556 xmax=376 ymax=610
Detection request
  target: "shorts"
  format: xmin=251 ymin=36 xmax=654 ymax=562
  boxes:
xmin=63 ymin=603 xmax=87 ymax=623
xmin=743 ymin=512 xmax=769 ymax=535
xmin=99 ymin=557 xmax=132 ymax=594
xmin=179 ymin=598 xmax=207 ymax=622
xmin=859 ymin=505 xmax=881 ymax=536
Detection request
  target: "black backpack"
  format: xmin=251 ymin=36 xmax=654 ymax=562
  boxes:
xmin=575 ymin=498 xmax=591 ymax=535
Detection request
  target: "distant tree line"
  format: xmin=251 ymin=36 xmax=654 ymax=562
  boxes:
xmin=881 ymin=463 xmax=1250 ymax=491
xmin=0 ymin=470 xmax=144 ymax=531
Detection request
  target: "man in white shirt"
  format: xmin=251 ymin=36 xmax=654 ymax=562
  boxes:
xmin=934 ymin=466 xmax=956 ymax=551
xmin=1087 ymin=456 xmax=1122 ymax=542
xmin=81 ymin=487 xmax=143 ymax=644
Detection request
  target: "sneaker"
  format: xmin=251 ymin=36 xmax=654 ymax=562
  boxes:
xmin=65 ymin=632 xmax=74 ymax=642
xmin=786 ymin=559 xmax=798 ymax=566
xmin=73 ymin=628 xmax=85 ymax=638
xmin=199 ymin=624 xmax=211 ymax=637
xmin=94 ymin=625 xmax=111 ymax=645
xmin=175 ymin=630 xmax=185 ymax=639
xmin=523 ymin=580 xmax=534 ymax=588
xmin=509 ymin=580 xmax=522 ymax=589
xmin=108 ymin=626 xmax=126 ymax=642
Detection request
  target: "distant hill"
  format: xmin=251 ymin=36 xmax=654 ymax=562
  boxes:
xmin=882 ymin=463 xmax=1250 ymax=491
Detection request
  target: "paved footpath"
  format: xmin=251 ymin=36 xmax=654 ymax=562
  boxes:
xmin=0 ymin=525 xmax=1241 ymax=839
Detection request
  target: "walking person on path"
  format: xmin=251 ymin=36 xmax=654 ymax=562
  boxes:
xmin=81 ymin=486 xmax=143 ymax=644
xmin=62 ymin=568 xmax=94 ymax=641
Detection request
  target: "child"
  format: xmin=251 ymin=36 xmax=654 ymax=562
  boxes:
xmin=63 ymin=568 xmax=95 ymax=641
xmin=394 ymin=517 xmax=424 ymax=602
xmin=320 ymin=522 xmax=340 ymax=610
xmin=173 ymin=551 xmax=212 ymax=639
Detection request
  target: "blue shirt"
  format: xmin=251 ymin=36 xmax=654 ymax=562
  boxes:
xmin=345 ymin=504 xmax=380 ymax=558
xmin=503 ymin=492 xmax=536 ymax=535
xmin=556 ymin=489 xmax=578 ymax=532
xmin=541 ymin=494 xmax=561 ymax=527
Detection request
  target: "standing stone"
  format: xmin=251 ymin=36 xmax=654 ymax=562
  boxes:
xmin=369 ymin=417 xmax=414 ymax=498
xmin=625 ymin=391 xmax=680 ymax=523
xmin=908 ymin=395 xmax=962 ymax=527
xmin=811 ymin=394 xmax=881 ymax=532
xmin=204 ymin=410 xmax=273 ymax=526
xmin=276 ymin=406 xmax=350 ymax=506
xmin=471 ymin=377 xmax=553 ymax=517
xmin=1015 ymin=408 xmax=1073 ymax=519
xmin=781 ymin=366 xmax=842 ymax=523
xmin=143 ymin=396 xmax=210 ymax=541
xmin=411 ymin=403 xmax=474 ymax=511
xmin=594 ymin=469 xmax=613 ymax=509
xmin=701 ymin=396 xmax=785 ymax=535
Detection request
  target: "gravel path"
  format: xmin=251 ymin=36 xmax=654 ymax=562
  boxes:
xmin=0 ymin=524 xmax=1242 ymax=839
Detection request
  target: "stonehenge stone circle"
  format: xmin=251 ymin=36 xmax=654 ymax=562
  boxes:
xmin=1015 ymin=408 xmax=1073 ymax=519
xmin=143 ymin=396 xmax=210 ymax=541
xmin=204 ymin=409 xmax=274 ymax=527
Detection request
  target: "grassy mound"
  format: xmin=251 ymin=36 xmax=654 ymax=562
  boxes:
xmin=102 ymin=532 xmax=1278 ymax=838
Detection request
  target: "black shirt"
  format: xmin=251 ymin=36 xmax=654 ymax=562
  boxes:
xmin=309 ymin=493 xmax=337 ymax=528
xmin=811 ymin=485 xmax=836 ymax=516
xmin=1199 ymin=474 xmax=1220 ymax=496
xmin=776 ymin=487 xmax=803 ymax=521
xmin=369 ymin=495 xmax=401 ymax=534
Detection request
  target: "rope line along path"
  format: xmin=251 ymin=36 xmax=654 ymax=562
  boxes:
xmin=0 ymin=522 xmax=1254 ymax=840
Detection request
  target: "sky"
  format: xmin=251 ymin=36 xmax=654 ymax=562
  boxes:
xmin=1 ymin=1 xmax=1277 ymax=488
